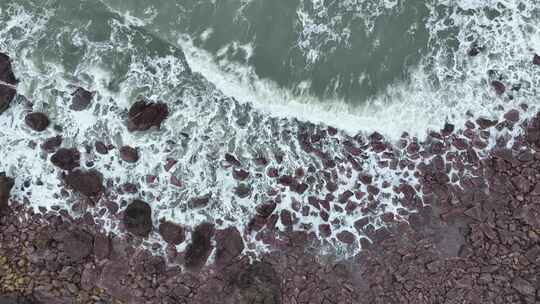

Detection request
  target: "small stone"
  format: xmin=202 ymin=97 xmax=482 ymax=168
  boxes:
xmin=25 ymin=112 xmax=50 ymax=131
xmin=95 ymin=141 xmax=108 ymax=154
xmin=336 ymin=230 xmax=356 ymax=244
xmin=51 ymin=148 xmax=80 ymax=171
xmin=503 ymin=109 xmax=519 ymax=122
xmin=491 ymin=80 xmax=505 ymax=95
xmin=123 ymin=199 xmax=152 ymax=237
xmin=533 ymin=54 xmax=540 ymax=65
xmin=41 ymin=135 xmax=62 ymax=152
xmin=119 ymin=146 xmax=139 ymax=163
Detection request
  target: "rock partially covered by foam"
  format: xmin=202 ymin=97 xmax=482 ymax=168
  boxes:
xmin=64 ymin=169 xmax=103 ymax=197
xmin=51 ymin=148 xmax=80 ymax=171
xmin=158 ymin=220 xmax=185 ymax=245
xmin=127 ymin=100 xmax=168 ymax=132
xmin=70 ymin=87 xmax=93 ymax=111
xmin=123 ymin=199 xmax=152 ymax=237
xmin=0 ymin=172 xmax=14 ymax=213
xmin=119 ymin=145 xmax=139 ymax=163
xmin=0 ymin=53 xmax=17 ymax=114
xmin=185 ymin=222 xmax=215 ymax=269
xmin=25 ymin=112 xmax=50 ymax=132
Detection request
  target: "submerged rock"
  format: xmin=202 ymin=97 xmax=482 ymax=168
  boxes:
xmin=158 ymin=220 xmax=185 ymax=245
xmin=25 ymin=112 xmax=50 ymax=131
xmin=491 ymin=80 xmax=505 ymax=95
xmin=41 ymin=135 xmax=63 ymax=152
xmin=70 ymin=87 xmax=93 ymax=111
xmin=0 ymin=53 xmax=17 ymax=114
xmin=127 ymin=100 xmax=168 ymax=132
xmin=534 ymin=54 xmax=540 ymax=65
xmin=0 ymin=172 xmax=14 ymax=213
xmin=123 ymin=199 xmax=152 ymax=237
xmin=51 ymin=148 xmax=81 ymax=170
xmin=64 ymin=169 xmax=103 ymax=197
xmin=119 ymin=145 xmax=139 ymax=163
xmin=185 ymin=222 xmax=215 ymax=269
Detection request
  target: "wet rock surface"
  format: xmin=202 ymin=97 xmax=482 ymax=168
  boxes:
xmin=24 ymin=113 xmax=49 ymax=132
xmin=69 ymin=87 xmax=93 ymax=111
xmin=50 ymin=148 xmax=80 ymax=171
xmin=127 ymin=100 xmax=168 ymax=132
xmin=64 ymin=169 xmax=103 ymax=197
xmin=0 ymin=173 xmax=14 ymax=213
xmin=123 ymin=199 xmax=152 ymax=237
xmin=119 ymin=145 xmax=138 ymax=163
xmin=0 ymin=53 xmax=17 ymax=114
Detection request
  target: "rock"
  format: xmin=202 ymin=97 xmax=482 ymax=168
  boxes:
xmin=491 ymin=80 xmax=505 ymax=95
xmin=534 ymin=54 xmax=540 ymax=65
xmin=190 ymin=193 xmax=211 ymax=208
xmin=123 ymin=199 xmax=152 ymax=237
xmin=127 ymin=100 xmax=168 ymax=132
xmin=185 ymin=223 xmax=215 ymax=269
xmin=225 ymin=153 xmax=241 ymax=167
xmin=93 ymin=233 xmax=111 ymax=260
xmin=158 ymin=220 xmax=185 ymax=245
xmin=119 ymin=146 xmax=139 ymax=163
xmin=50 ymin=148 xmax=80 ymax=170
xmin=504 ymin=109 xmax=519 ymax=122
xmin=467 ymin=46 xmax=481 ymax=56
xmin=70 ymin=87 xmax=93 ymax=111
xmin=256 ymin=201 xmax=276 ymax=218
xmin=64 ymin=169 xmax=103 ymax=197
xmin=0 ymin=296 xmax=36 ymax=304
xmin=511 ymin=277 xmax=535 ymax=296
xmin=441 ymin=123 xmax=455 ymax=136
xmin=476 ymin=117 xmax=498 ymax=129
xmin=0 ymin=53 xmax=17 ymax=114
xmin=55 ymin=229 xmax=93 ymax=263
xmin=215 ymin=227 xmax=244 ymax=267
xmin=233 ymin=169 xmax=249 ymax=181
xmin=95 ymin=141 xmax=108 ymax=154
xmin=41 ymin=135 xmax=63 ymax=152
xmin=0 ymin=172 xmax=14 ymax=212
xmin=336 ymin=231 xmax=356 ymax=244
xmin=235 ymin=183 xmax=251 ymax=198
xmin=25 ymin=112 xmax=50 ymax=131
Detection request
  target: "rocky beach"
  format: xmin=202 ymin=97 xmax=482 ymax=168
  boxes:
xmin=0 ymin=48 xmax=539 ymax=304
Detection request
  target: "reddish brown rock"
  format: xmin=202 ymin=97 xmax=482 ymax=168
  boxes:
xmin=70 ymin=87 xmax=93 ymax=111
xmin=127 ymin=100 xmax=168 ymax=132
xmin=0 ymin=172 xmax=14 ymax=213
xmin=25 ymin=112 xmax=50 ymax=132
xmin=319 ymin=224 xmax=332 ymax=237
xmin=41 ymin=135 xmax=62 ymax=152
xmin=190 ymin=193 xmax=211 ymax=208
xmin=491 ymin=80 xmax=505 ymax=95
xmin=54 ymin=229 xmax=93 ymax=263
xmin=0 ymin=53 xmax=17 ymax=114
xmin=119 ymin=146 xmax=138 ymax=163
xmin=256 ymin=201 xmax=277 ymax=218
xmin=233 ymin=169 xmax=249 ymax=181
xmin=476 ymin=117 xmax=498 ymax=129
xmin=95 ymin=141 xmax=108 ymax=154
xmin=164 ymin=158 xmax=177 ymax=172
xmin=185 ymin=223 xmax=215 ymax=269
xmin=51 ymin=148 xmax=80 ymax=171
xmin=64 ymin=169 xmax=103 ymax=197
xmin=225 ymin=153 xmax=241 ymax=167
xmin=336 ymin=230 xmax=356 ymax=244
xmin=158 ymin=220 xmax=185 ymax=245
xmin=215 ymin=227 xmax=244 ymax=267
xmin=235 ymin=183 xmax=251 ymax=198
xmin=123 ymin=199 xmax=152 ymax=237
xmin=504 ymin=109 xmax=520 ymax=122
xmin=533 ymin=54 xmax=540 ymax=65
xmin=93 ymin=233 xmax=111 ymax=260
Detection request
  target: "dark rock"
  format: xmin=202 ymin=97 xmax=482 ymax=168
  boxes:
xmin=93 ymin=233 xmax=111 ymax=260
xmin=225 ymin=153 xmax=241 ymax=167
xmin=123 ymin=199 xmax=152 ymax=237
xmin=119 ymin=146 xmax=139 ymax=163
xmin=158 ymin=220 xmax=185 ymax=245
xmin=70 ymin=87 xmax=93 ymax=111
xmin=336 ymin=230 xmax=356 ymax=244
xmin=127 ymin=100 xmax=168 ymax=132
xmin=491 ymin=80 xmax=505 ymax=95
xmin=215 ymin=227 xmax=244 ymax=267
xmin=185 ymin=223 xmax=215 ymax=269
xmin=534 ymin=54 xmax=540 ymax=65
xmin=95 ymin=141 xmax=108 ymax=154
xmin=0 ymin=296 xmax=36 ymax=304
xmin=467 ymin=46 xmax=482 ymax=56
xmin=476 ymin=117 xmax=498 ymax=129
xmin=190 ymin=193 xmax=211 ymax=208
xmin=256 ymin=201 xmax=276 ymax=218
xmin=235 ymin=183 xmax=251 ymax=198
xmin=0 ymin=53 xmax=17 ymax=114
xmin=51 ymin=148 xmax=80 ymax=170
xmin=503 ymin=109 xmax=519 ymax=122
xmin=64 ymin=169 xmax=103 ymax=197
xmin=0 ymin=172 xmax=14 ymax=212
xmin=441 ymin=123 xmax=455 ymax=136
xmin=25 ymin=112 xmax=50 ymax=131
xmin=121 ymin=182 xmax=138 ymax=194
xmin=233 ymin=169 xmax=249 ymax=181
xmin=41 ymin=135 xmax=62 ymax=152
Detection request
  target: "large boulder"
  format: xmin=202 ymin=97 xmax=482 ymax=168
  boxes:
xmin=123 ymin=199 xmax=152 ymax=237
xmin=50 ymin=148 xmax=80 ymax=170
xmin=215 ymin=227 xmax=244 ymax=267
xmin=0 ymin=53 xmax=17 ymax=114
xmin=158 ymin=220 xmax=185 ymax=245
xmin=0 ymin=172 xmax=14 ymax=213
xmin=127 ymin=100 xmax=168 ymax=132
xmin=70 ymin=87 xmax=93 ymax=111
xmin=64 ymin=169 xmax=103 ymax=197
xmin=184 ymin=223 xmax=215 ymax=269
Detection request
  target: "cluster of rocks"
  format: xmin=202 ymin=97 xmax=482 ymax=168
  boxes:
xmin=1 ymin=52 xmax=540 ymax=304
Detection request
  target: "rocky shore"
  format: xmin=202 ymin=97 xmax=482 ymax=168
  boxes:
xmin=1 ymin=50 xmax=540 ymax=304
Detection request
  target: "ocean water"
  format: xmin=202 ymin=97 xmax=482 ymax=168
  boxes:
xmin=0 ymin=0 xmax=539 ymax=257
